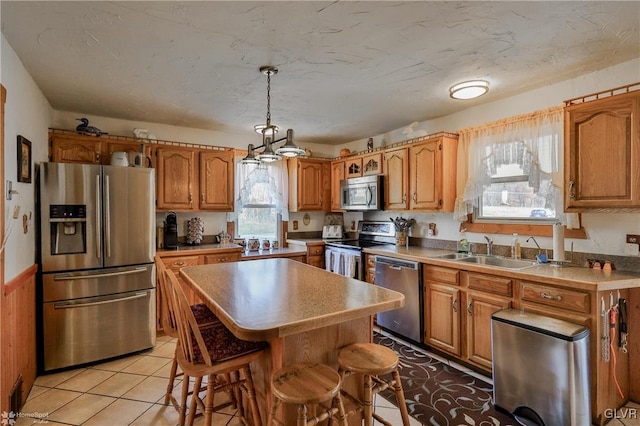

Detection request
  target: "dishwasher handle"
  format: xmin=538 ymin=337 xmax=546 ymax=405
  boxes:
xmin=375 ymin=256 xmax=419 ymax=270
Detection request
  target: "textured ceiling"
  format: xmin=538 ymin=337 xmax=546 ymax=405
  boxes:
xmin=2 ymin=1 xmax=639 ymax=145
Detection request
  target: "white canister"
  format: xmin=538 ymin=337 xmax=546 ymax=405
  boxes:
xmin=110 ymin=151 xmax=129 ymax=167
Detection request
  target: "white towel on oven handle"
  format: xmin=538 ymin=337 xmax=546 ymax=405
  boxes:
xmin=332 ymin=251 xmax=343 ymax=275
xmin=325 ymin=250 xmax=333 ymax=272
xmin=343 ymin=253 xmax=357 ymax=278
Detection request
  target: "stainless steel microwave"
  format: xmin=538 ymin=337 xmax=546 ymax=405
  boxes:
xmin=340 ymin=175 xmax=384 ymax=211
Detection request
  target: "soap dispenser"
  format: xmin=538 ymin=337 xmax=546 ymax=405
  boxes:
xmin=458 ymin=229 xmax=469 ymax=254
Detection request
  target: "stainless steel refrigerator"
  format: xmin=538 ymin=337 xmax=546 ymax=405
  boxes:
xmin=38 ymin=162 xmax=156 ymax=371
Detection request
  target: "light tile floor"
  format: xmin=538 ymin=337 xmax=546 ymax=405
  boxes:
xmin=15 ymin=332 xmax=421 ymax=426
xmin=15 ymin=330 xmax=639 ymax=426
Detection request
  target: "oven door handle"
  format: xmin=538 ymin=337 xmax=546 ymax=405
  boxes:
xmin=53 ymin=292 xmax=148 ymax=309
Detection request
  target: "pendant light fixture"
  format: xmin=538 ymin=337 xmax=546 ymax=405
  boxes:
xmin=242 ymin=66 xmax=305 ymax=164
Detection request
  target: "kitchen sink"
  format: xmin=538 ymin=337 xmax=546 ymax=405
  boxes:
xmin=453 ymin=255 xmax=537 ymax=270
xmin=434 ymin=253 xmax=475 ymax=260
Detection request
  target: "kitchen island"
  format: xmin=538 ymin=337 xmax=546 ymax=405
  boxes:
xmin=179 ymin=258 xmax=404 ymax=425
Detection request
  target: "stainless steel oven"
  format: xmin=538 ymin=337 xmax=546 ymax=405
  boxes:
xmin=324 ymin=220 xmax=395 ymax=280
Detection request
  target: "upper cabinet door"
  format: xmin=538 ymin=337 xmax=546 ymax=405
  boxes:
xmin=345 ymin=157 xmax=363 ymax=178
xmin=50 ymin=134 xmax=102 ymax=164
xmin=409 ymin=140 xmax=441 ymax=210
xmin=330 ymin=160 xmax=345 ymax=211
xmin=565 ymin=92 xmax=640 ymax=210
xmin=199 ymin=150 xmax=234 ymax=211
xmin=156 ymin=147 xmax=196 ymax=210
xmin=289 ymin=158 xmax=329 ymax=211
xmin=362 ymin=152 xmax=383 ymax=176
xmin=384 ymin=147 xmax=409 ymax=210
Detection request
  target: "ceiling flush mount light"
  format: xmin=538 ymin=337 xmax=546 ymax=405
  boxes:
xmin=242 ymin=66 xmax=305 ymax=164
xmin=449 ymin=80 xmax=489 ymax=100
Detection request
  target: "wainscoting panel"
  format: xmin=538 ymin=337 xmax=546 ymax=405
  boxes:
xmin=1 ymin=264 xmax=37 ymax=413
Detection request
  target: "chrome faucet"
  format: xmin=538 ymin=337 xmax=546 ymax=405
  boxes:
xmin=526 ymin=236 xmax=542 ymax=254
xmin=484 ymin=236 xmax=493 ymax=256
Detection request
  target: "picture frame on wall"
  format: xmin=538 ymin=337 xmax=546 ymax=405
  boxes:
xmin=17 ymin=135 xmax=32 ymax=183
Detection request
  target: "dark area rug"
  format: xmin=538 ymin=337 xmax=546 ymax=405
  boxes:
xmin=373 ymin=332 xmax=517 ymax=426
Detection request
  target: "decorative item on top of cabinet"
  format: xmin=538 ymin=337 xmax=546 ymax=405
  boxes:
xmin=564 ymin=85 xmax=640 ymax=211
xmin=288 ymin=158 xmax=331 ymax=211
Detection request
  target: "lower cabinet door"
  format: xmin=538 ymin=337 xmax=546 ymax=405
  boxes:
xmin=425 ymin=283 xmax=461 ymax=356
xmin=464 ymin=292 xmax=512 ymax=370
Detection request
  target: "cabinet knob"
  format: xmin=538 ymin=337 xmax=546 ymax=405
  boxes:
xmin=175 ymin=261 xmax=186 ymax=266
xmin=452 ymin=298 xmax=457 ymax=312
xmin=201 ymin=193 xmax=205 ymax=203
xmin=402 ymin=193 xmax=406 ymax=202
xmin=189 ymin=192 xmax=193 ymax=204
xmin=467 ymin=301 xmax=473 ymax=315
xmin=412 ymin=192 xmax=417 ymax=202
xmin=568 ymin=180 xmax=576 ymax=199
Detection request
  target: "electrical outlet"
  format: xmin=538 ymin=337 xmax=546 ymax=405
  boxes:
xmin=627 ymin=234 xmax=640 ymax=245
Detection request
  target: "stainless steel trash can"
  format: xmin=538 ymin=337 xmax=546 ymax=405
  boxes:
xmin=491 ymin=309 xmax=590 ymax=426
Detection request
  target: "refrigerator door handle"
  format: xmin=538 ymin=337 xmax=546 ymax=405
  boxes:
xmin=53 ymin=266 xmax=148 ymax=281
xmin=95 ymin=174 xmax=101 ymax=259
xmin=105 ymin=174 xmax=111 ymax=258
xmin=53 ymin=292 xmax=148 ymax=309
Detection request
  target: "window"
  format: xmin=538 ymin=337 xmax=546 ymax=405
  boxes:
xmin=455 ymin=106 xmax=563 ymax=225
xmin=232 ymin=161 xmax=288 ymax=240
xmin=236 ymin=179 xmax=280 ymax=240
xmin=475 ymin=141 xmax=557 ymax=222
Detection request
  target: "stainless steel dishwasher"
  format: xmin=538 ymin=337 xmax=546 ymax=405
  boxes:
xmin=375 ymin=256 xmax=422 ymax=342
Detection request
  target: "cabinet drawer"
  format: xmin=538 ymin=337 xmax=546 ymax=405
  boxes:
xmin=466 ymin=272 xmax=513 ymax=297
xmin=520 ymin=281 xmax=590 ymax=314
xmin=204 ymin=252 xmax=241 ymax=264
xmin=308 ymin=255 xmax=324 ymax=268
xmin=165 ymin=255 xmax=200 ymax=271
xmin=423 ymin=265 xmax=459 ymax=285
xmin=308 ymin=245 xmax=325 ymax=256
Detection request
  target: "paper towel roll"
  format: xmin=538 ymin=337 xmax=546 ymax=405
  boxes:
xmin=553 ymin=223 xmax=565 ymax=261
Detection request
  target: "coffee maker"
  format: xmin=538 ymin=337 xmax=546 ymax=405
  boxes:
xmin=164 ymin=211 xmax=178 ymax=249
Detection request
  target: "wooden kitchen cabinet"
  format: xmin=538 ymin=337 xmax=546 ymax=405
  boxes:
xmin=361 ymin=152 xmax=383 ymax=176
xmin=49 ymin=132 xmax=149 ymax=165
xmin=306 ymin=243 xmax=326 ymax=268
xmin=364 ymin=254 xmax=376 ymax=284
xmin=330 ymin=160 xmax=345 ymax=211
xmin=199 ymin=150 xmax=234 ymax=211
xmin=384 ymin=147 xmax=409 ymax=210
xmin=345 ymin=157 xmax=362 ymax=179
xmin=160 ymin=255 xmax=203 ymax=308
xmin=156 ymin=147 xmax=197 ymax=210
xmin=156 ymin=147 xmax=234 ymax=211
xmin=424 ymin=265 xmax=461 ymax=356
xmin=565 ymin=90 xmax=640 ymax=211
xmin=408 ymin=135 xmax=458 ymax=211
xmin=50 ymin=133 xmax=102 ymax=164
xmin=288 ymin=158 xmax=330 ymax=211
xmin=464 ymin=291 xmax=512 ymax=370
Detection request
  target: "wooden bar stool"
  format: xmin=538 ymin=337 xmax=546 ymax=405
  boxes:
xmin=338 ymin=343 xmax=410 ymax=426
xmin=268 ymin=363 xmax=348 ymax=426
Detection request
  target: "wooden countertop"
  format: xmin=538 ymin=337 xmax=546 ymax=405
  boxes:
xmin=179 ymin=258 xmax=404 ymax=341
xmin=364 ymin=246 xmax=640 ymax=291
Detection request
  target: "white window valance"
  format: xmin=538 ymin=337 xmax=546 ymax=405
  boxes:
xmin=227 ymin=159 xmax=289 ymax=222
xmin=454 ymin=106 xmax=564 ymax=221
